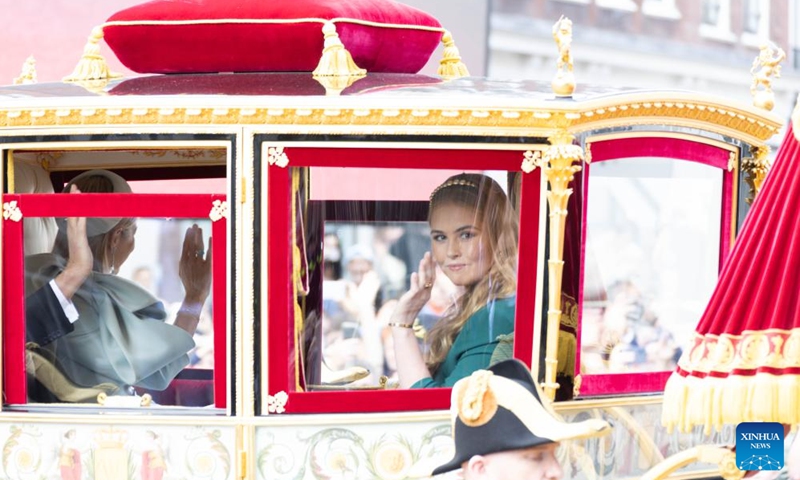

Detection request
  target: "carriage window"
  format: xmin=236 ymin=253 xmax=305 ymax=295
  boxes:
xmin=3 ymin=147 xmax=229 ymax=411
xmin=262 ymin=144 xmax=542 ymax=413
xmin=580 ymin=158 xmax=722 ymax=377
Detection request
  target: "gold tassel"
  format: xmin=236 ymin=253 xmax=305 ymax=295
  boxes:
xmin=312 ymin=21 xmax=367 ymax=77
xmin=437 ymin=30 xmax=470 ymax=80
xmin=63 ymin=26 xmax=122 ymax=82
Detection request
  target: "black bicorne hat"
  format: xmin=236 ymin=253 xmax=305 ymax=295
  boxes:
xmin=432 ymin=359 xmax=610 ymax=475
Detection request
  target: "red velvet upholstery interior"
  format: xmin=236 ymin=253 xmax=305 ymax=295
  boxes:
xmin=104 ymin=0 xmax=444 ymax=74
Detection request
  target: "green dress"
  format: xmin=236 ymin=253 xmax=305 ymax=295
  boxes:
xmin=411 ymin=296 xmax=515 ymax=388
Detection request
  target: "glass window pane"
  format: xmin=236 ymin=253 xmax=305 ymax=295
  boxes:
xmin=24 ymin=216 xmax=215 ymax=407
xmin=297 ymin=167 xmax=519 ymax=391
xmin=580 ymin=158 xmax=722 ymax=375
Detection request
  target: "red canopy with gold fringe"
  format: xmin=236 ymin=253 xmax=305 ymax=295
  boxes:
xmin=662 ymin=121 xmax=800 ymax=434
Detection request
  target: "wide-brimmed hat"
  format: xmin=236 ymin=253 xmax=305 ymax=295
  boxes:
xmin=432 ymin=359 xmax=610 ymax=475
xmin=60 ymin=169 xmax=132 ymax=237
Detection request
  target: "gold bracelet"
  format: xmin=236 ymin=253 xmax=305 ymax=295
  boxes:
xmin=388 ymin=322 xmax=413 ymax=329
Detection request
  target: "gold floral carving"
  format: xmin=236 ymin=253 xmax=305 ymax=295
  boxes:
xmin=3 ymin=201 xmax=22 ymax=222
xmin=742 ymin=145 xmax=771 ymax=204
xmin=266 ymin=146 xmax=290 ymax=168
xmin=266 ymin=391 xmax=289 ymax=414
xmin=521 ymin=150 xmax=543 ymax=173
xmin=209 ymin=199 xmax=228 ymax=222
xmin=540 ymin=130 xmax=583 ymax=400
xmin=584 ymin=142 xmax=592 ymax=164
xmin=727 ymin=151 xmax=736 ymax=172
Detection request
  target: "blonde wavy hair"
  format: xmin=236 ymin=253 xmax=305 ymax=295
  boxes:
xmin=425 ymin=173 xmax=518 ymax=374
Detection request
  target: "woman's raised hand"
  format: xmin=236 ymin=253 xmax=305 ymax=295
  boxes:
xmin=55 ymin=185 xmax=93 ymax=299
xmin=179 ymin=224 xmax=213 ymax=304
xmin=390 ymin=252 xmax=436 ymax=323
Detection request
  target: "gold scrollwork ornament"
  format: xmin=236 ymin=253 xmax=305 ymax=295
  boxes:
xmin=742 ymin=145 xmax=771 ymax=204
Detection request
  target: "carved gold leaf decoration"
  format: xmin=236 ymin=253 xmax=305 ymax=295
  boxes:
xmin=209 ymin=199 xmax=228 ymax=222
xmin=3 ymin=201 xmax=22 ymax=222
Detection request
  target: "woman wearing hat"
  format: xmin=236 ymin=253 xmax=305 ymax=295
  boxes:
xmin=24 ymin=170 xmax=212 ymax=402
xmin=388 ymin=173 xmax=518 ymax=388
xmin=433 ymin=359 xmax=610 ymax=479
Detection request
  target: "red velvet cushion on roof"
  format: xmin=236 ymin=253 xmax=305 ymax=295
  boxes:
xmin=103 ymin=0 xmax=444 ymax=74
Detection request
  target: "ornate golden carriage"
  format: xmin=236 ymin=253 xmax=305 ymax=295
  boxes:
xmin=0 ymin=11 xmax=789 ymax=480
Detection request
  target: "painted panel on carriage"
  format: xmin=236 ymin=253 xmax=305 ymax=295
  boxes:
xmin=0 ymin=423 xmax=235 ymax=480
xmin=255 ymin=420 xmax=455 ymax=480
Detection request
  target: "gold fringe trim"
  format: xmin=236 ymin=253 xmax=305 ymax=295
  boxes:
xmin=312 ymin=22 xmax=366 ymax=77
xmin=437 ymin=31 xmax=469 ymax=80
xmin=662 ymin=372 xmax=800 ymax=435
xmin=64 ymin=26 xmax=122 ymax=82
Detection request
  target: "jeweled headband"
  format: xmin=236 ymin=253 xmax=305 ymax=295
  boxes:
xmin=429 ymin=179 xmax=478 ymax=201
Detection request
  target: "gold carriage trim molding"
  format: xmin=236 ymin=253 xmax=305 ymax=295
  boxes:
xmin=661 ymin=328 xmax=800 ymax=435
xmin=742 ymin=145 xmax=771 ymax=204
xmin=0 ymin=102 xmax=782 ymax=142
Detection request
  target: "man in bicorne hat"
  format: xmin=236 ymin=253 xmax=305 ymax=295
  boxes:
xmin=432 ymin=359 xmax=610 ymax=480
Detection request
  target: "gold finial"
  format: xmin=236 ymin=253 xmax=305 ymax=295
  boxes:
xmin=13 ymin=56 xmax=37 ymax=85
xmin=551 ymin=16 xmax=576 ymax=97
xmin=312 ymin=21 xmax=367 ymax=78
xmin=438 ymin=30 xmax=470 ymax=80
xmin=750 ymin=42 xmax=785 ymax=111
xmin=63 ymin=26 xmax=122 ymax=83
